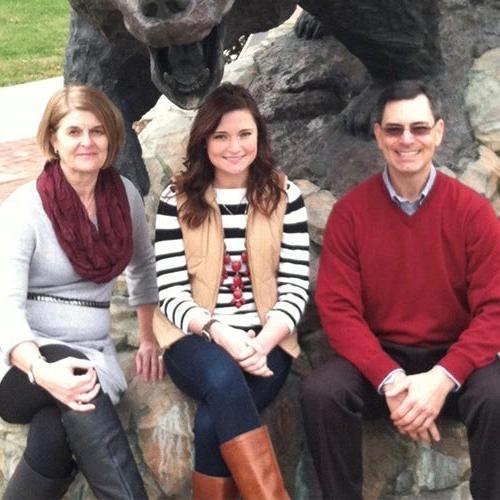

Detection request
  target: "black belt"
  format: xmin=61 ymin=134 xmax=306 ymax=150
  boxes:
xmin=27 ymin=292 xmax=110 ymax=309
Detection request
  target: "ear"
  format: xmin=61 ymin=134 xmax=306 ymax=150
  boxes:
xmin=49 ymin=131 xmax=58 ymax=154
xmin=433 ymin=118 xmax=445 ymax=147
xmin=373 ymin=123 xmax=383 ymax=150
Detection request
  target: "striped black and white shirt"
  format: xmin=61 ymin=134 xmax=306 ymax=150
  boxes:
xmin=155 ymin=180 xmax=310 ymax=334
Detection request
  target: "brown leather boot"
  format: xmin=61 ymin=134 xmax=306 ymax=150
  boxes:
xmin=192 ymin=471 xmax=239 ymax=500
xmin=220 ymin=426 xmax=290 ymax=500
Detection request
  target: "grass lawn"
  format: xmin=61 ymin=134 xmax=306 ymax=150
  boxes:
xmin=0 ymin=0 xmax=70 ymax=86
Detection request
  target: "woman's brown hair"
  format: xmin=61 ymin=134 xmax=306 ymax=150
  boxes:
xmin=175 ymin=83 xmax=283 ymax=228
xmin=37 ymin=85 xmax=125 ymax=169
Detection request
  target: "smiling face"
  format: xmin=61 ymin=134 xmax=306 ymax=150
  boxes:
xmin=50 ymin=109 xmax=109 ymax=181
xmin=373 ymin=94 xmax=444 ymax=183
xmin=207 ymin=108 xmax=258 ymax=188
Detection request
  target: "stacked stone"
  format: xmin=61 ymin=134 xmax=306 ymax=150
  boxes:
xmin=464 ymin=48 xmax=500 ymax=214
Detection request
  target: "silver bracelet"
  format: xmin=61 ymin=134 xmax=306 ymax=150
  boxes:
xmin=27 ymin=355 xmax=47 ymax=385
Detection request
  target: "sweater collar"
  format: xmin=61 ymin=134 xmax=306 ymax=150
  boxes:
xmin=382 ymin=165 xmax=437 ymax=216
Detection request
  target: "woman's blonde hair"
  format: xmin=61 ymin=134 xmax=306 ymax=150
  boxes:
xmin=37 ymin=85 xmax=125 ymax=169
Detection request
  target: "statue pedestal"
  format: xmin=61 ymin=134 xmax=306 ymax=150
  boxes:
xmin=0 ymin=351 xmax=471 ymax=499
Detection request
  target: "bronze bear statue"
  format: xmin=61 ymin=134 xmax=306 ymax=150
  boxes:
xmin=65 ymin=0 xmax=500 ymax=193
xmin=65 ymin=0 xmax=297 ymax=192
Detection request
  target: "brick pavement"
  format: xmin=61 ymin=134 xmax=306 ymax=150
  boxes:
xmin=0 ymin=138 xmax=45 ymax=204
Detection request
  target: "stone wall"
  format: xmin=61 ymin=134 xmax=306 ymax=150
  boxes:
xmin=0 ymin=289 xmax=473 ymax=499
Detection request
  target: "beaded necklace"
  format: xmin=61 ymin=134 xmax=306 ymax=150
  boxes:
xmin=218 ymin=196 xmax=250 ymax=308
xmin=221 ymin=246 xmax=250 ymax=308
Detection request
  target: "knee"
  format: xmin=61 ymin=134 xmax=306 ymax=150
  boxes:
xmin=40 ymin=344 xmax=88 ymax=363
xmin=28 ymin=406 xmax=68 ymax=453
xmin=204 ymin=362 xmax=248 ymax=401
xmin=464 ymin=362 xmax=500 ymax=417
xmin=471 ymin=387 xmax=500 ymax=418
xmin=301 ymin=362 xmax=358 ymax=413
xmin=457 ymin=364 xmax=500 ymax=429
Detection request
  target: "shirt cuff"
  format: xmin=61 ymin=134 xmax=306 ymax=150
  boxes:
xmin=378 ymin=368 xmax=406 ymax=395
xmin=181 ymin=306 xmax=210 ymax=335
xmin=128 ymin=288 xmax=159 ymax=307
xmin=435 ymin=364 xmax=461 ymax=392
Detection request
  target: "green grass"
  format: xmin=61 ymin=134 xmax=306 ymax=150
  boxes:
xmin=0 ymin=0 xmax=70 ymax=86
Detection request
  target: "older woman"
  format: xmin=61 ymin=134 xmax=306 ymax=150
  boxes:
xmin=0 ymin=85 xmax=162 ymax=499
xmin=154 ymin=83 xmax=310 ymax=499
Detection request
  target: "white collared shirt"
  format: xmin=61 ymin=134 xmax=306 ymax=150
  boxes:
xmin=382 ymin=166 xmax=437 ymax=216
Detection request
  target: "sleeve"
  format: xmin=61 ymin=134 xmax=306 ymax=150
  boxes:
xmin=315 ymin=201 xmax=400 ymax=389
xmin=154 ymin=185 xmax=209 ymax=334
xmin=437 ymin=200 xmax=500 ymax=384
xmin=267 ymin=181 xmax=310 ymax=333
xmin=122 ymin=179 xmax=159 ymax=306
xmin=0 ymin=191 xmax=38 ymax=364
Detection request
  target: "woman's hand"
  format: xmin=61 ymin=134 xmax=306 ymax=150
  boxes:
xmin=236 ymin=316 xmax=291 ymax=378
xmin=135 ymin=303 xmax=165 ymax=382
xmin=210 ymin=322 xmax=259 ymax=363
xmin=136 ymin=337 xmax=165 ymax=382
xmin=238 ymin=333 xmax=273 ymax=377
xmin=254 ymin=316 xmax=290 ymax=354
xmin=33 ymin=357 xmax=100 ymax=412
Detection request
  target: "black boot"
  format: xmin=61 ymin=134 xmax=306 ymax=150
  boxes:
xmin=61 ymin=392 xmax=148 ymax=500
xmin=3 ymin=455 xmax=74 ymax=500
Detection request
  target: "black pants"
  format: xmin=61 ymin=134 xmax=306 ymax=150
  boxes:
xmin=0 ymin=344 xmax=88 ymax=479
xmin=301 ymin=343 xmax=500 ymax=500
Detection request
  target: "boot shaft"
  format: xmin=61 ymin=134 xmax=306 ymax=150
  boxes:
xmin=220 ymin=426 xmax=290 ymax=500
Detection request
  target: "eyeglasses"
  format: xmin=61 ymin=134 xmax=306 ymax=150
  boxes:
xmin=381 ymin=122 xmax=437 ymax=138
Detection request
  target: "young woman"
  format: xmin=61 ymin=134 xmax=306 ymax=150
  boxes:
xmin=0 ymin=85 xmax=163 ymax=499
xmin=154 ymin=83 xmax=310 ymax=499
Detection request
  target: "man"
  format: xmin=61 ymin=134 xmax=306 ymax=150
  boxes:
xmin=302 ymin=80 xmax=500 ymax=499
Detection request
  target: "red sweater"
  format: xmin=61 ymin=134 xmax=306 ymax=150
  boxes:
xmin=316 ymin=172 xmax=500 ymax=388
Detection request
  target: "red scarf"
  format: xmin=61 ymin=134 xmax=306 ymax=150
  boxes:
xmin=37 ymin=160 xmax=133 ymax=283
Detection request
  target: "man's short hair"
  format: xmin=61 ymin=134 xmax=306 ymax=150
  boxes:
xmin=375 ymin=80 xmax=442 ymax=123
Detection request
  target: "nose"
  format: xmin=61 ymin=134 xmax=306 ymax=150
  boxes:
xmin=400 ymin=129 xmax=415 ymax=143
xmin=228 ymin=136 xmax=242 ymax=152
xmin=140 ymin=0 xmax=190 ymax=19
xmin=80 ymin=131 xmax=93 ymax=147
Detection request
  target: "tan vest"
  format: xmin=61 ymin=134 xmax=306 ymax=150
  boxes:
xmin=153 ymin=177 xmax=300 ymax=358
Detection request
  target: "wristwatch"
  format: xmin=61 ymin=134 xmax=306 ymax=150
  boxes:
xmin=27 ymin=355 xmax=46 ymax=385
xmin=200 ymin=318 xmax=218 ymax=342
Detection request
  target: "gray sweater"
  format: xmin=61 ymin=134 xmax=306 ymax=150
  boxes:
xmin=0 ymin=177 xmax=158 ymax=403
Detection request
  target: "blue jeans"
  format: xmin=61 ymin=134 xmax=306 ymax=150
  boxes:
xmin=164 ymin=334 xmax=292 ymax=476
